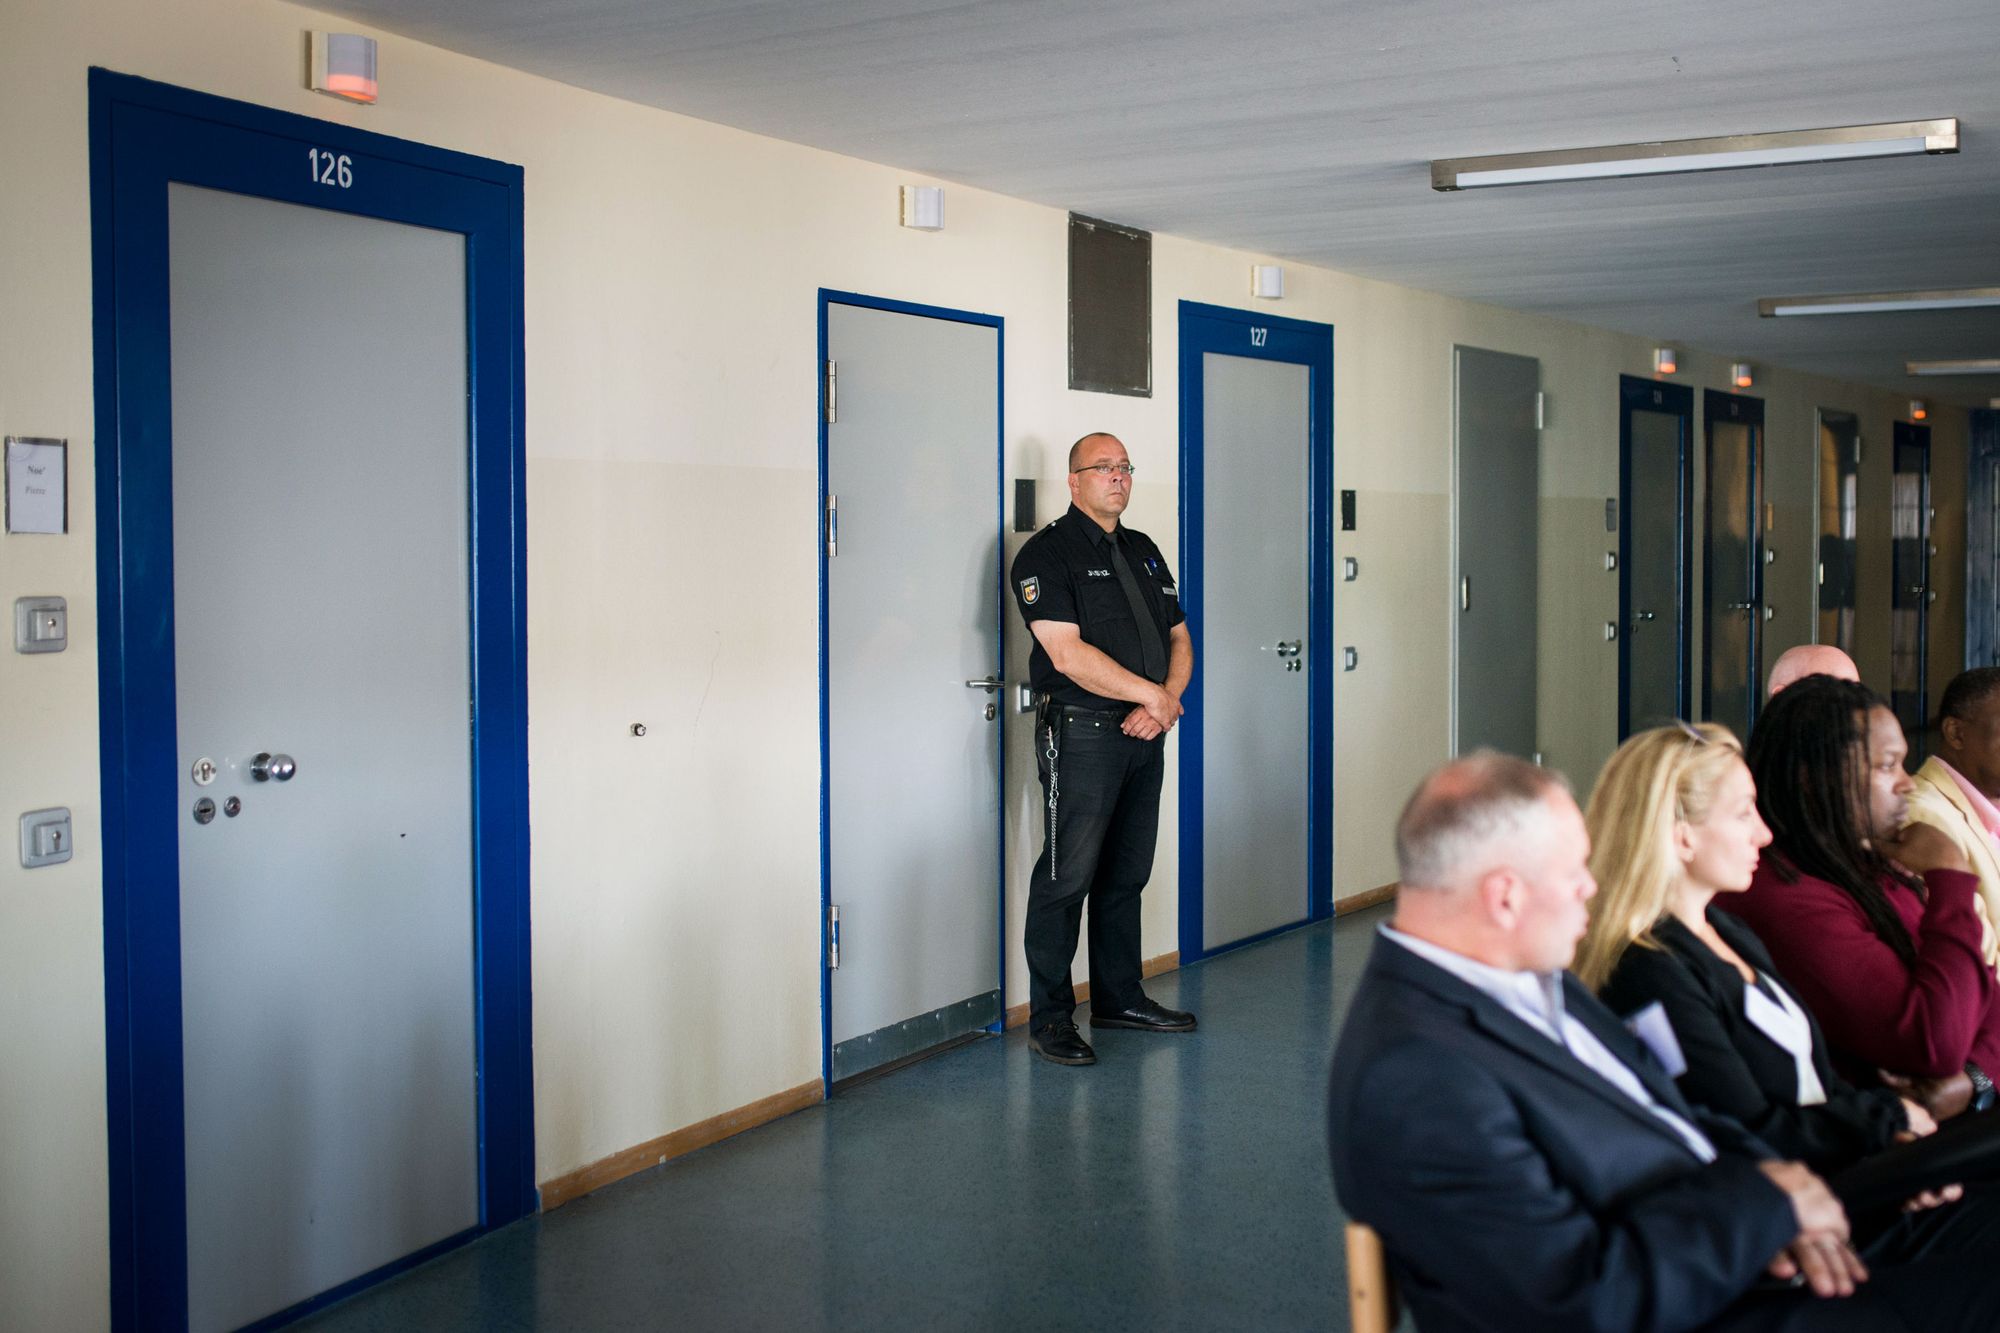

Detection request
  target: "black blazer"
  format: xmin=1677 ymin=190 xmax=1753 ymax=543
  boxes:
xmin=1328 ymin=934 xmax=1797 ymax=1333
xmin=1601 ymin=909 xmax=1907 ymax=1172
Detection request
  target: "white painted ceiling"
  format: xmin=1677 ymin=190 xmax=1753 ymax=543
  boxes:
xmin=320 ymin=0 xmax=2000 ymax=404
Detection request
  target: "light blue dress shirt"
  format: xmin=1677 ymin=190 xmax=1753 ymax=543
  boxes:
xmin=1382 ymin=924 xmax=1717 ymax=1163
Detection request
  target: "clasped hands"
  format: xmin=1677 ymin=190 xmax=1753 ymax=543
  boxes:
xmin=1121 ymin=685 xmax=1184 ymax=739
xmin=1759 ymin=1151 xmax=1963 ymax=1300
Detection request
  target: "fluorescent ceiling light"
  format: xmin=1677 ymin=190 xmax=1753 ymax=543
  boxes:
xmin=1759 ymin=287 xmax=2000 ymax=317
xmin=1432 ymin=119 xmax=1956 ymax=191
xmin=1907 ymin=359 xmax=2000 ymax=375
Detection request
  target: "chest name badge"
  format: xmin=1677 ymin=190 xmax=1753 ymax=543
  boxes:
xmin=1019 ymin=576 xmax=1040 ymax=605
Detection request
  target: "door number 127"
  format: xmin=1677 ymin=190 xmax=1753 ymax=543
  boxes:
xmin=308 ymin=149 xmax=354 ymax=189
xmin=1249 ymin=327 xmax=1268 ymax=347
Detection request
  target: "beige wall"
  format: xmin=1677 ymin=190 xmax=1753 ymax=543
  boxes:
xmin=0 ymin=0 xmax=1971 ymax=1325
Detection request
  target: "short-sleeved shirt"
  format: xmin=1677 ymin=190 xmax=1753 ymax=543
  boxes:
xmin=1011 ymin=504 xmax=1183 ymax=710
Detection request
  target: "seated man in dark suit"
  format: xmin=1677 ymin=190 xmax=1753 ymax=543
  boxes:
xmin=1328 ymin=751 xmax=2000 ymax=1332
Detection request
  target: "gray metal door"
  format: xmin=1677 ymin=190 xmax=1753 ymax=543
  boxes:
xmin=1454 ymin=347 xmax=1540 ymax=758
xmin=1199 ymin=352 xmax=1311 ymax=948
xmin=169 ymin=185 xmax=477 ymax=1331
xmin=825 ymin=302 xmax=1001 ymax=1082
xmin=1891 ymin=422 xmax=1933 ymax=753
xmin=1627 ymin=407 xmax=1685 ymax=729
xmin=1817 ymin=411 xmax=1861 ymax=656
xmin=1704 ymin=394 xmax=1764 ymax=739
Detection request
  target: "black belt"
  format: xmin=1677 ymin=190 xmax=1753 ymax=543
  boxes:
xmin=1057 ymin=703 xmax=1129 ymax=718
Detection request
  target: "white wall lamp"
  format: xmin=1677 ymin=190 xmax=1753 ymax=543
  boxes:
xmin=1431 ymin=119 xmax=1956 ymax=191
xmin=309 ymin=32 xmax=378 ymax=104
xmin=1251 ymin=265 xmax=1285 ymax=300
xmin=1653 ymin=347 xmax=1679 ymax=376
xmin=1758 ymin=286 xmax=2000 ymax=317
xmin=1910 ymin=399 xmax=1930 ymax=422
xmin=899 ymin=186 xmax=944 ymax=231
xmin=1907 ymin=358 xmax=2000 ymax=375
xmin=1730 ymin=362 xmax=1755 ymax=389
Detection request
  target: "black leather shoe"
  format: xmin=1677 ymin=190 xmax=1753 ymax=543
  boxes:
xmin=1029 ymin=1020 xmax=1097 ymax=1066
xmin=1090 ymin=997 xmax=1197 ymax=1032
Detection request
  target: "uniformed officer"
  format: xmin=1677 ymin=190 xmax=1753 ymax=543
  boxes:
xmin=1010 ymin=431 xmax=1195 ymax=1066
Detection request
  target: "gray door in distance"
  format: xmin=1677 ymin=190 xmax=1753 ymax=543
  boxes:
xmin=1199 ymin=352 xmax=1312 ymax=949
xmin=1626 ymin=403 xmax=1687 ymax=732
xmin=1817 ymin=410 xmax=1861 ymax=656
xmin=1454 ymin=347 xmax=1541 ymax=758
xmin=825 ymin=301 xmax=1002 ymax=1082
xmin=170 ymin=185 xmax=477 ymax=1331
xmin=1704 ymin=392 xmax=1764 ymax=740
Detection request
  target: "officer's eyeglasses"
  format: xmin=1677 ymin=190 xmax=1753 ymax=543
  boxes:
xmin=1072 ymin=463 xmax=1137 ymax=478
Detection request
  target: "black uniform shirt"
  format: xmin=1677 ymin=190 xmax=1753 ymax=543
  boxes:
xmin=1011 ymin=504 xmax=1183 ymax=709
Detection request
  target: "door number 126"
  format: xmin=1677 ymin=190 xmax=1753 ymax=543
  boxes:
xmin=308 ymin=149 xmax=354 ymax=189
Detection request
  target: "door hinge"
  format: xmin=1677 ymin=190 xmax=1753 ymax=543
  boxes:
xmin=825 ymin=904 xmax=840 ymax=969
xmin=825 ymin=494 xmax=838 ymax=559
xmin=824 ymin=359 xmax=837 ymax=424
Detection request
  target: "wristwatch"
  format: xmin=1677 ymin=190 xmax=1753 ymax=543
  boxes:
xmin=1967 ymin=1061 xmax=1997 ymax=1113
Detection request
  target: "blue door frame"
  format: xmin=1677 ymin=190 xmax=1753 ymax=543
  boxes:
xmin=1176 ymin=301 xmax=1335 ymax=964
xmin=89 ymin=70 xmax=534 ymax=1330
xmin=815 ymin=289 xmax=1007 ymax=1089
xmin=1617 ymin=375 xmax=1694 ymax=737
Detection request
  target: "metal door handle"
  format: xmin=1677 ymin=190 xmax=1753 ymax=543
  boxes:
xmin=1726 ymin=602 xmax=1754 ymax=613
xmin=1274 ymin=639 xmax=1302 ymax=658
xmin=963 ymin=675 xmax=1002 ymax=692
xmin=1633 ymin=610 xmax=1656 ymax=622
xmin=251 ymin=752 xmax=296 ymax=782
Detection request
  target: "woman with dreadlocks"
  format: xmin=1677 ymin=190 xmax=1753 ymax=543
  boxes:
xmin=1724 ymin=675 xmax=2000 ymax=1120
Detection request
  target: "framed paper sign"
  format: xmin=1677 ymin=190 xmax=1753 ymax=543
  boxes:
xmin=5 ymin=437 xmax=67 ymax=535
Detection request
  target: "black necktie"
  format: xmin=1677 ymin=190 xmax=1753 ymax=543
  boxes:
xmin=1111 ymin=533 xmax=1167 ymax=682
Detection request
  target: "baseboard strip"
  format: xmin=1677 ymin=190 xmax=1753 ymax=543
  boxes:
xmin=1002 ymin=950 xmax=1182 ymax=1030
xmin=1336 ymin=882 xmax=1397 ymax=913
xmin=539 ymin=1078 xmax=824 ymax=1211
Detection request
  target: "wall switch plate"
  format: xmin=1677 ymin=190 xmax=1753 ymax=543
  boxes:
xmin=14 ymin=596 xmax=66 ymax=653
xmin=1340 ymin=490 xmax=1357 ymax=531
xmin=1343 ymin=646 xmax=1358 ymax=671
xmin=1343 ymin=556 xmax=1359 ymax=582
xmin=20 ymin=807 xmax=73 ymax=868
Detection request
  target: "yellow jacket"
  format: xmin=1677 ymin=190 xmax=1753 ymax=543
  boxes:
xmin=1903 ymin=755 xmax=2000 ymax=970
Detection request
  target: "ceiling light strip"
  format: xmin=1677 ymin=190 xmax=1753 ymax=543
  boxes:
xmin=1758 ymin=287 xmax=2000 ymax=317
xmin=1431 ymin=119 xmax=1957 ymax=191
xmin=1907 ymin=359 xmax=2000 ymax=376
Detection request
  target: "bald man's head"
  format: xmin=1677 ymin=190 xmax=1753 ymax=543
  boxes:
xmin=1394 ymin=751 xmax=1570 ymax=893
xmin=1766 ymin=644 xmax=1860 ymax=698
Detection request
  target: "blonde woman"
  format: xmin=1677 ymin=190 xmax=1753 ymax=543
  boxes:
xmin=1577 ymin=722 xmax=1931 ymax=1172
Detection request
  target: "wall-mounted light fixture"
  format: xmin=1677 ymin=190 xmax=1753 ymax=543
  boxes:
xmin=899 ymin=186 xmax=944 ymax=231
xmin=1758 ymin=286 xmax=2000 ymax=317
xmin=1251 ymin=265 xmax=1284 ymax=300
xmin=1653 ymin=347 xmax=1678 ymax=376
xmin=309 ymin=32 xmax=378 ymax=104
xmin=1910 ymin=399 xmax=1929 ymax=421
xmin=1731 ymin=362 xmax=1755 ymax=388
xmin=1906 ymin=358 xmax=2000 ymax=376
xmin=1431 ymin=118 xmax=1956 ymax=191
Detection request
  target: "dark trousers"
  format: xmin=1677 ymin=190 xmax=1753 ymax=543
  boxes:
xmin=1025 ymin=709 xmax=1163 ymax=1033
xmin=1707 ymin=1189 xmax=2000 ymax=1330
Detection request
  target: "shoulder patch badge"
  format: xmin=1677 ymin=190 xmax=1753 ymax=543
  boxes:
xmin=1020 ymin=576 xmax=1040 ymax=605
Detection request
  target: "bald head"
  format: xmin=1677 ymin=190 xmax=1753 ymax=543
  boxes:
xmin=1395 ymin=751 xmax=1570 ymax=893
xmin=1766 ymin=644 xmax=1859 ymax=698
xmin=1067 ymin=432 xmax=1121 ymax=472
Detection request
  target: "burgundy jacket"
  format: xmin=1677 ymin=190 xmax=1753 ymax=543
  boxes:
xmin=1721 ymin=859 xmax=2000 ymax=1082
